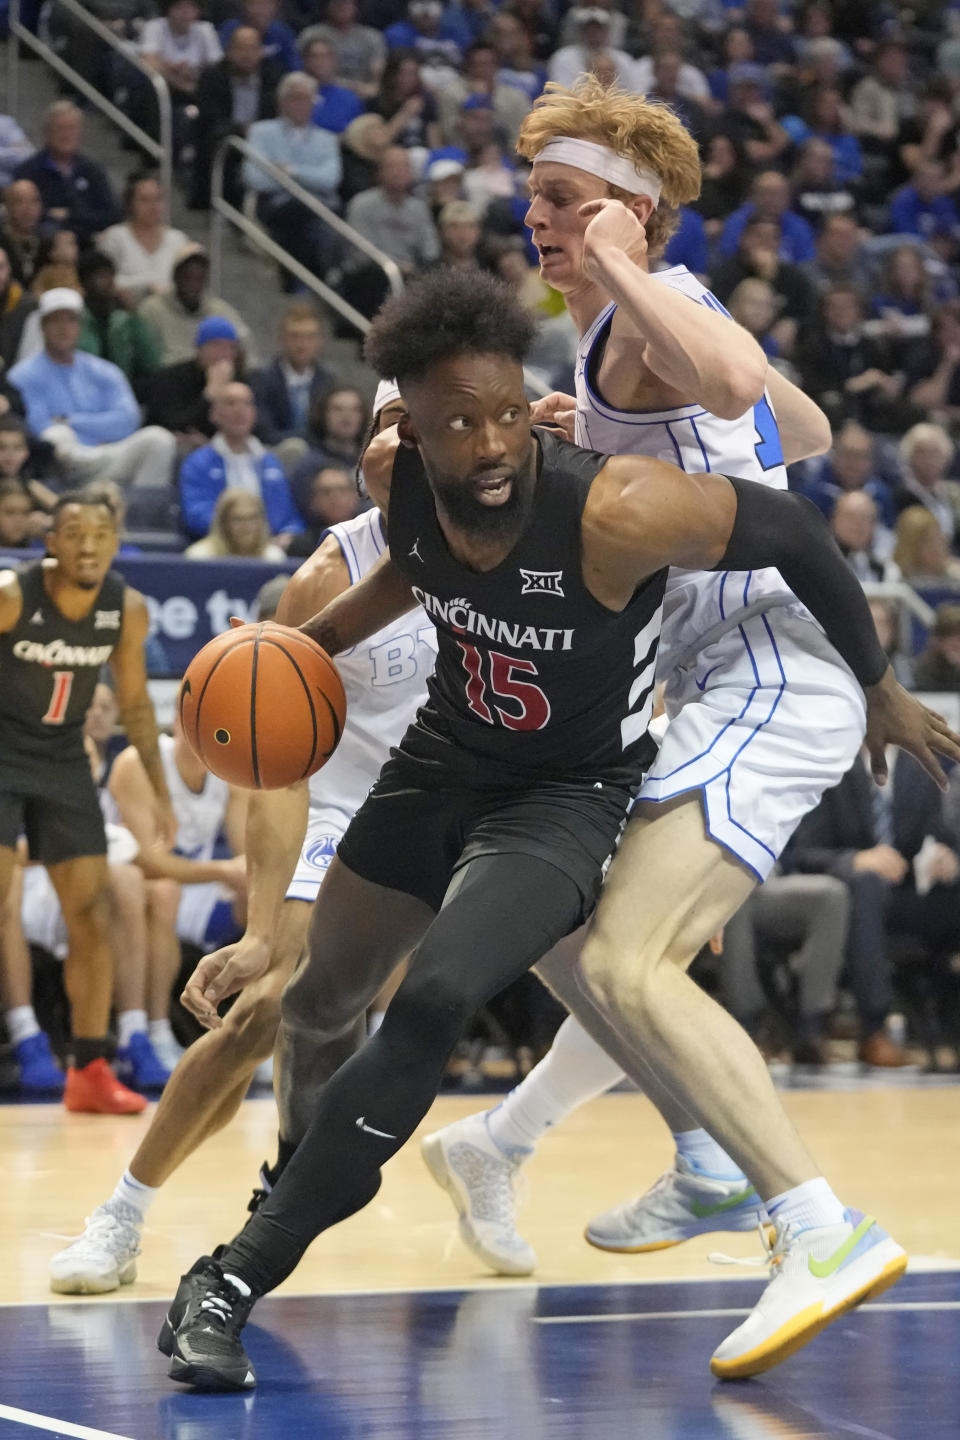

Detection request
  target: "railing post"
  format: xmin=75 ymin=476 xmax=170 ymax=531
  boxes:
xmin=8 ymin=0 xmax=21 ymax=117
xmin=154 ymin=77 xmax=173 ymax=216
xmin=209 ymin=142 xmax=227 ymax=296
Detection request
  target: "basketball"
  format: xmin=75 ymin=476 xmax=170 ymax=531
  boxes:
xmin=178 ymin=622 xmax=346 ymax=789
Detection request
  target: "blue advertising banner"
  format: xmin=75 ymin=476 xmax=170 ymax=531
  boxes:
xmin=0 ymin=550 xmax=299 ymax=678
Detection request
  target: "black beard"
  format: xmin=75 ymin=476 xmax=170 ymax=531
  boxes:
xmin=429 ymin=456 xmax=535 ymax=544
xmin=75 ymin=578 xmax=100 ymax=590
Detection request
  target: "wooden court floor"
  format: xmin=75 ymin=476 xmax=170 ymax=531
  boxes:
xmin=2 ymin=1086 xmax=958 ymax=1306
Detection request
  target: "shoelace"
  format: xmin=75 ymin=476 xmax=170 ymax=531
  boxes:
xmin=708 ymin=1217 xmax=797 ymax=1274
xmin=198 ymin=1280 xmax=244 ymax=1329
xmin=72 ymin=1208 xmax=141 ymax=1257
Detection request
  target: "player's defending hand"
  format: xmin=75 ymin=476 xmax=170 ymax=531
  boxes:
xmin=579 ymin=198 xmax=648 ymax=276
xmin=864 ymin=667 xmax=960 ymax=789
xmin=181 ymin=934 xmax=271 ymax=1029
xmin=530 ymin=391 xmax=576 ymax=440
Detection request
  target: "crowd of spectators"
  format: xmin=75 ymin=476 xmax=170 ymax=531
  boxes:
xmin=4 ymin=0 xmax=960 ymax=1084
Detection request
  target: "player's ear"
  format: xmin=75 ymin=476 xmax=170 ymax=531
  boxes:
xmin=397 ymin=413 xmax=419 ymax=449
xmin=627 ymin=194 xmax=656 ymax=228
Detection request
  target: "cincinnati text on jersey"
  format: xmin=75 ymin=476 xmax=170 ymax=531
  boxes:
xmin=13 ymin=639 xmax=116 ymax=667
xmin=410 ymin=587 xmax=575 ymax=652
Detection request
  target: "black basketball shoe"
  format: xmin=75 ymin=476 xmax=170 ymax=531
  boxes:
xmin=159 ymin=1258 xmax=257 ymax=1391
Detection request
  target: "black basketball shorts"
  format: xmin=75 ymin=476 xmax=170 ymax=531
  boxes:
xmin=337 ymin=718 xmax=636 ymax=919
xmin=0 ymin=759 xmax=107 ymax=865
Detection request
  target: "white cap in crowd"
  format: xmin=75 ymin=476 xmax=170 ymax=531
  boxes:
xmin=38 ymin=287 xmax=83 ymax=319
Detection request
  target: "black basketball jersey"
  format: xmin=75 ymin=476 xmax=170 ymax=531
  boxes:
xmin=388 ymin=428 xmax=667 ymax=785
xmin=0 ymin=561 xmax=125 ymax=762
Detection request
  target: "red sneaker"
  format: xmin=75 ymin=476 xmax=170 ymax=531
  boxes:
xmin=64 ymin=1058 xmax=148 ymax=1115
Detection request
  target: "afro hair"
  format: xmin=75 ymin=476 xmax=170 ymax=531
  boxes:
xmin=364 ymin=267 xmax=535 ymax=387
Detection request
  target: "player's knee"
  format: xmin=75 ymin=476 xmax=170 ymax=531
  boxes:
xmin=279 ymin=974 xmax=361 ymax=1044
xmin=222 ymin=989 xmax=281 ymax=1062
xmin=386 ymin=969 xmax=476 ymax=1048
xmin=576 ymin=926 xmax=657 ymax=1014
xmin=63 ymin=881 xmax=111 ymax=937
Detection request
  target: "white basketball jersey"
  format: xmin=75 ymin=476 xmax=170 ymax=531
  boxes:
xmin=160 ymin=732 xmax=229 ymax=862
xmin=574 ymin=264 xmax=800 ymax=671
xmin=308 ymin=509 xmax=434 ymax=818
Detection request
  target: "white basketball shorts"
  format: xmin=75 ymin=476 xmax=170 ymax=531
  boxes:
xmin=285 ymin=801 xmax=354 ymax=904
xmin=639 ymin=602 xmax=866 ymax=880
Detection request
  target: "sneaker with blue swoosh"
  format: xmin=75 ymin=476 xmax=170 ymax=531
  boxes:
xmin=709 ymin=1208 xmax=907 ymax=1380
xmin=585 ymin=1155 xmax=763 ymax=1253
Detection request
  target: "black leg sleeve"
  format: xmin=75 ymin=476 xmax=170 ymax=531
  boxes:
xmin=221 ymin=853 xmax=584 ymax=1296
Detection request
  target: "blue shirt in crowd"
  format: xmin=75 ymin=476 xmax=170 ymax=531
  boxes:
xmin=9 ymin=349 xmax=141 ymax=445
xmin=718 ymin=203 xmax=817 ymax=264
xmin=243 ymin=118 xmax=343 ymax=199
xmin=311 ymin=83 xmax=364 ymax=134
xmin=663 ymin=207 xmax=709 ymax=277
xmin=888 ymin=186 xmax=960 ymax=242
xmin=180 ymin=444 xmax=304 ymax=539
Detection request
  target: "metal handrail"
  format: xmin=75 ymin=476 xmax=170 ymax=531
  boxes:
xmin=209 ymin=136 xmax=551 ymax=392
xmin=862 ymin=581 xmax=937 ymax=628
xmin=210 ymin=134 xmax=403 ymax=336
xmin=7 ymin=0 xmax=173 ymax=214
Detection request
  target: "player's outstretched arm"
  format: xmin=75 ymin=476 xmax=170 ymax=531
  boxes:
xmin=299 ymin=549 xmax=417 ymax=656
xmin=111 ymin=588 xmax=176 ymax=844
xmin=181 ymin=781 xmax=309 ymax=1027
xmin=590 ymin=458 xmax=960 ymax=787
xmin=579 ymin=199 xmax=767 ymax=421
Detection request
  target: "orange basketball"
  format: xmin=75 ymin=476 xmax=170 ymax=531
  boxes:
xmin=178 ymin=622 xmax=346 ymax=789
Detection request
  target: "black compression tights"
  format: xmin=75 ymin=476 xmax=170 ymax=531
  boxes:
xmin=222 ymin=853 xmax=584 ymax=1296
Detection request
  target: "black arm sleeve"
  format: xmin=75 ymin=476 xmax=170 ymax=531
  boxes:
xmin=716 ymin=475 xmax=889 ymax=689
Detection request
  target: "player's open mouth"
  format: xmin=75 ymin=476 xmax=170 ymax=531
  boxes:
xmin=538 ymin=245 xmax=563 ymax=263
xmin=473 ymin=470 xmax=513 ymax=504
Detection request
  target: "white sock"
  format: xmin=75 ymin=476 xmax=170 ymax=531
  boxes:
xmin=486 ymin=1016 xmax=623 ymax=1155
xmin=367 ymin=1010 xmax=386 ymax=1036
xmin=765 ymin=1177 xmax=846 ymax=1233
xmin=5 ymin=1005 xmax=40 ymax=1046
xmin=672 ymin=1129 xmax=745 ymax=1180
xmin=116 ymin=1010 xmax=148 ymax=1049
xmin=148 ymin=1018 xmax=176 ymax=1045
xmin=109 ymin=1168 xmax=159 ymax=1223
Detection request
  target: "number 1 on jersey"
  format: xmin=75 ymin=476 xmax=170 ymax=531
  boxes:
xmin=458 ymin=643 xmax=551 ymax=731
xmin=42 ymin=670 xmax=74 ymax=724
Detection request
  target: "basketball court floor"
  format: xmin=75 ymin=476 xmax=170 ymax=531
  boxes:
xmin=2 ymin=1085 xmax=958 ymax=1439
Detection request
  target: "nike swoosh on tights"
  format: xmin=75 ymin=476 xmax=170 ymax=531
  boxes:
xmin=808 ymin=1215 xmax=876 ymax=1279
xmin=356 ymin=1116 xmax=396 ymax=1139
xmin=688 ymin=1186 xmax=758 ymax=1219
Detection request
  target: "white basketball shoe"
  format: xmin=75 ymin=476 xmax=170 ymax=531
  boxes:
xmin=421 ymin=1112 xmax=537 ymax=1276
xmin=585 ymin=1155 xmax=763 ymax=1252
xmin=49 ymin=1200 xmax=142 ymax=1294
xmin=709 ymin=1208 xmax=907 ymax=1379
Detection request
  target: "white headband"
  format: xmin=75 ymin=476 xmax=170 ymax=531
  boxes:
xmin=535 ymin=138 xmax=662 ymax=205
xmin=373 ymin=378 xmax=402 ymax=415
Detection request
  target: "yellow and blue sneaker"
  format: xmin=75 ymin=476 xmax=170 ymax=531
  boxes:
xmin=585 ymin=1155 xmax=763 ymax=1253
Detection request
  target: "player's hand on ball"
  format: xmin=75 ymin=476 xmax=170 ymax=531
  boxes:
xmin=579 ymin=198 xmax=648 ymax=276
xmin=864 ymin=668 xmax=960 ymax=789
xmin=182 ymin=934 xmax=271 ymax=1027
xmin=530 ymin=391 xmax=576 ymax=441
